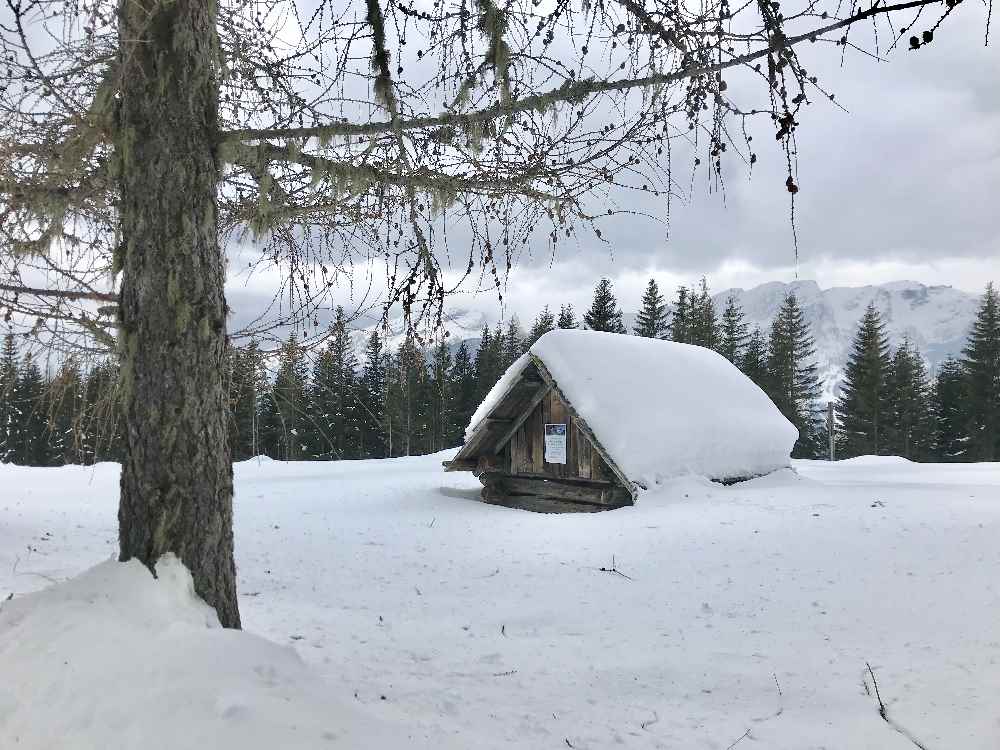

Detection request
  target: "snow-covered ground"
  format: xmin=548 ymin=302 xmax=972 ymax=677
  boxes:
xmin=2 ymin=454 xmax=999 ymax=749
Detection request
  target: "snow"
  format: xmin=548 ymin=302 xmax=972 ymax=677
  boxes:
xmin=464 ymin=351 xmax=531 ymax=443
xmin=3 ymin=455 xmax=1000 ymax=749
xmin=469 ymin=330 xmax=799 ymax=487
xmin=0 ymin=553 xmax=453 ymax=750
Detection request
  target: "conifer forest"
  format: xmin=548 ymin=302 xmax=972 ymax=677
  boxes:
xmin=3 ymin=278 xmax=997 ymax=467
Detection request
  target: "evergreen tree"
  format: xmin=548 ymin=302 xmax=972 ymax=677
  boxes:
xmin=718 ymin=295 xmax=751 ymax=364
xmin=959 ymin=282 xmax=1000 ymax=460
xmin=449 ymin=341 xmax=477 ymax=446
xmin=688 ymin=277 xmax=719 ymax=349
xmin=500 ymin=316 xmax=525 ymax=369
xmin=488 ymin=323 xmax=504 ymax=375
xmin=741 ymin=326 xmax=769 ymax=390
xmin=0 ymin=334 xmax=21 ymax=463
xmin=427 ymin=340 xmax=454 ymax=452
xmin=668 ymin=286 xmax=691 ymax=343
xmin=836 ymin=303 xmax=893 ymax=458
xmin=47 ymin=358 xmax=86 ymax=465
xmin=260 ymin=334 xmax=311 ymax=460
xmin=357 ymin=330 xmax=388 ymax=458
xmin=527 ymin=306 xmax=556 ymax=346
xmin=473 ymin=324 xmax=499 ymax=402
xmin=557 ymin=304 xmax=578 ymax=330
xmin=885 ymin=339 xmax=935 ymax=460
xmin=633 ymin=278 xmax=669 ymax=338
xmin=311 ymin=308 xmax=360 ymax=459
xmin=933 ymin=358 xmax=967 ymax=461
xmin=228 ymin=340 xmax=264 ymax=460
xmin=583 ymin=278 xmax=627 ymax=333
xmin=82 ymin=359 xmax=125 ymax=463
xmin=16 ymin=353 xmax=51 ymax=466
xmin=766 ymin=293 xmax=823 ymax=457
xmin=388 ymin=334 xmax=428 ymax=456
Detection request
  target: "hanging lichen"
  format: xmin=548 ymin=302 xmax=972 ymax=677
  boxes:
xmin=477 ymin=0 xmax=511 ymax=103
xmin=365 ymin=0 xmax=399 ymax=117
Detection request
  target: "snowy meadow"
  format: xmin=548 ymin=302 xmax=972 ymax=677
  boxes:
xmin=2 ymin=454 xmax=999 ymax=749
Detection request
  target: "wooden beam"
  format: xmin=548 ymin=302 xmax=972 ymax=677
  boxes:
xmin=443 ymin=458 xmax=477 ymax=472
xmin=493 ymin=383 xmax=552 ymax=453
xmin=481 ymin=472 xmax=633 ymax=507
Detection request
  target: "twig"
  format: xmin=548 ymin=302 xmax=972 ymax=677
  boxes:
xmin=866 ymin=661 xmax=886 ymax=719
xmin=641 ymin=711 xmax=659 ymax=730
xmin=864 ymin=662 xmax=932 ymax=750
xmin=492 ymin=669 xmax=517 ymax=677
xmin=725 ymin=729 xmax=751 ymax=750
xmin=598 ymin=555 xmax=633 ymax=580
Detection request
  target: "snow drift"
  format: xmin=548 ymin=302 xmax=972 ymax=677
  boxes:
xmin=0 ymin=555 xmax=450 ymax=750
xmin=468 ymin=329 xmax=798 ymax=487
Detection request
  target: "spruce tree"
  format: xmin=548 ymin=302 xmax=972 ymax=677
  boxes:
xmin=527 ymin=306 xmax=556 ymax=346
xmin=428 ymin=340 xmax=454 ymax=452
xmin=16 ymin=353 xmax=51 ymax=466
xmin=311 ymin=308 xmax=360 ymax=459
xmin=766 ymin=293 xmax=823 ymax=458
xmin=959 ymin=282 xmax=1000 ymax=460
xmin=357 ymin=331 xmax=388 ymax=458
xmin=449 ymin=341 xmax=477 ymax=445
xmin=500 ymin=316 xmax=525 ymax=369
xmin=885 ymin=339 xmax=935 ymax=460
xmin=260 ymin=334 xmax=311 ymax=460
xmin=583 ymin=278 xmax=627 ymax=333
xmin=633 ymin=278 xmax=669 ymax=338
xmin=47 ymin=358 xmax=87 ymax=465
xmin=718 ymin=295 xmax=751 ymax=364
xmin=0 ymin=334 xmax=20 ymax=463
xmin=82 ymin=359 xmax=125 ymax=463
xmin=934 ymin=358 xmax=967 ymax=461
xmin=741 ymin=326 xmax=770 ymax=390
xmin=228 ymin=340 xmax=264 ymax=461
xmin=836 ymin=303 xmax=893 ymax=458
xmin=488 ymin=323 xmax=505 ymax=376
xmin=557 ymin=304 xmax=578 ymax=330
xmin=473 ymin=325 xmax=495 ymax=403
xmin=687 ymin=277 xmax=719 ymax=349
xmin=389 ymin=334 xmax=427 ymax=456
xmin=668 ymin=286 xmax=691 ymax=343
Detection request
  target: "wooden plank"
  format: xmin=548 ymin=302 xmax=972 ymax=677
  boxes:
xmin=511 ymin=423 xmax=527 ymax=473
xmin=492 ymin=383 xmax=552 ymax=453
xmin=443 ymin=458 xmax=477 ymax=472
xmin=482 ymin=472 xmax=632 ymax=507
xmin=545 ymin=389 xmax=569 ymax=478
xmin=576 ymin=425 xmax=592 ymax=479
xmin=530 ymin=405 xmax=544 ymax=473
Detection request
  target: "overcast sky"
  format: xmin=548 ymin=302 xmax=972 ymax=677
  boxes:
xmin=225 ymin=8 xmax=999 ymax=333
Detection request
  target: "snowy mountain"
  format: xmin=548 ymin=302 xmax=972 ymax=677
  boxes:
xmin=348 ymin=280 xmax=980 ymax=397
xmin=714 ymin=280 xmax=980 ymax=397
xmin=349 ymin=306 xmax=491 ymax=358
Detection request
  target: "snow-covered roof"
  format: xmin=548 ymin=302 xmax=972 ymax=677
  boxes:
xmin=466 ymin=329 xmax=797 ymax=487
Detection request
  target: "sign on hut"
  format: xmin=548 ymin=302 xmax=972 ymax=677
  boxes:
xmin=445 ymin=329 xmax=798 ymax=512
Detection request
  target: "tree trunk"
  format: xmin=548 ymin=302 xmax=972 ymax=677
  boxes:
xmin=115 ymin=0 xmax=239 ymax=627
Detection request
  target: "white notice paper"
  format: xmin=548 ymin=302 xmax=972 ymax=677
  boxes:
xmin=544 ymin=424 xmax=567 ymax=464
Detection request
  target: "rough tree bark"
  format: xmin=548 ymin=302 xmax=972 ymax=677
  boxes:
xmin=115 ymin=0 xmax=240 ymax=627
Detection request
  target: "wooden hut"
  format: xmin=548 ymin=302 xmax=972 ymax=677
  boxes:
xmin=444 ymin=329 xmax=798 ymax=512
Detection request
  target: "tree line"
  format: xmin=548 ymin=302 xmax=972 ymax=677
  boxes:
xmin=1 ymin=281 xmax=997 ymax=466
